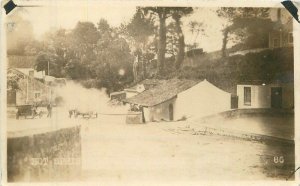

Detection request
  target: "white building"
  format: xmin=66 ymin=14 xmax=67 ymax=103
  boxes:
xmin=124 ymin=79 xmax=231 ymax=122
xmin=237 ymin=82 xmax=294 ymax=109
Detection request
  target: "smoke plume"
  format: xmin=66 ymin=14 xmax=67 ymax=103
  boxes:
xmin=54 ymin=81 xmax=128 ymax=114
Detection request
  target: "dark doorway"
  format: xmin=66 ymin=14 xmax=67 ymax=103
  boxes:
xmin=271 ymin=87 xmax=282 ymax=108
xmin=169 ymin=104 xmax=173 ymax=121
xmin=231 ymin=95 xmax=238 ymax=109
xmin=7 ymin=90 xmax=16 ymax=106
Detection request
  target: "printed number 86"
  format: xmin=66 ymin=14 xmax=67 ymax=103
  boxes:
xmin=274 ymin=156 xmax=284 ymax=164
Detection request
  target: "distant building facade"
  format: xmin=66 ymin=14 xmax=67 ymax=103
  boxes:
xmin=268 ymin=8 xmax=293 ymax=48
xmin=7 ymin=68 xmax=52 ymax=106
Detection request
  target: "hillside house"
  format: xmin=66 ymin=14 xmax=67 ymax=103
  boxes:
xmin=269 ymin=8 xmax=293 ymax=48
xmin=7 ymin=68 xmax=53 ymax=106
xmin=123 ymin=79 xmax=231 ymax=123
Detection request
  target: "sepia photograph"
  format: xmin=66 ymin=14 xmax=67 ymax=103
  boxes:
xmin=2 ymin=1 xmax=298 ymax=184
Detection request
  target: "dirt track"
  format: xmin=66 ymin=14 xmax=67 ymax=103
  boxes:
xmin=7 ymin=109 xmax=295 ymax=182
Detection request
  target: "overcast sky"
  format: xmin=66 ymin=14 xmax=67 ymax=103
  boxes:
xmin=7 ymin=5 xmax=226 ymax=52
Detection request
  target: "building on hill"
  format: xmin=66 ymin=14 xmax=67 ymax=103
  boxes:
xmin=7 ymin=68 xmax=54 ymax=106
xmin=123 ymin=79 xmax=231 ymax=123
xmin=268 ymin=8 xmax=293 ymax=49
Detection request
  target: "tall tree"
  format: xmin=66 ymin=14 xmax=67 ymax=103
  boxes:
xmin=188 ymin=21 xmax=205 ymax=51
xmin=35 ymin=29 xmax=69 ymax=77
xmin=170 ymin=8 xmax=193 ymax=69
xmin=122 ymin=8 xmax=156 ymax=80
xmin=141 ymin=7 xmax=174 ymax=75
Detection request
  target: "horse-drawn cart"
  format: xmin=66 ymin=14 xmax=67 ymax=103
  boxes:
xmin=69 ymin=109 xmax=98 ymax=119
xmin=16 ymin=104 xmax=45 ymax=119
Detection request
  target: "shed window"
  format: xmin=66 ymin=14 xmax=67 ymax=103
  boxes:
xmin=244 ymin=87 xmax=251 ymax=106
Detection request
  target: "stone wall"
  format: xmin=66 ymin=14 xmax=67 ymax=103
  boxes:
xmin=7 ymin=126 xmax=81 ymax=182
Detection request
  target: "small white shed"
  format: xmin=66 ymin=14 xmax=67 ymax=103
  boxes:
xmin=237 ymin=82 xmax=294 ymax=109
xmin=124 ymin=79 xmax=231 ymax=122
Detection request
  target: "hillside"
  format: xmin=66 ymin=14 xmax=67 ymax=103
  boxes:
xmin=163 ymin=47 xmax=293 ymax=95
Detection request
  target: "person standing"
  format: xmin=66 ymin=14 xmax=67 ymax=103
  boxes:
xmin=47 ymin=103 xmax=52 ymax=118
xmin=133 ymin=55 xmax=139 ymax=83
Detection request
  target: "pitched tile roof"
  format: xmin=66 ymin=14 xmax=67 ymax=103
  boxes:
xmin=123 ymin=79 xmax=200 ymax=107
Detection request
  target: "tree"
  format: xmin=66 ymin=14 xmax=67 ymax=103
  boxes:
xmin=94 ymin=32 xmax=133 ymax=92
xmin=122 ymin=8 xmax=156 ymax=80
xmin=170 ymin=8 xmax=193 ymax=69
xmin=141 ymin=7 xmax=174 ymax=75
xmin=216 ymin=8 xmax=270 ymax=57
xmin=35 ymin=29 xmax=70 ymax=78
xmin=35 ymin=20 xmax=134 ymax=93
xmin=230 ymin=17 xmax=274 ymax=51
xmin=188 ymin=21 xmax=205 ymax=50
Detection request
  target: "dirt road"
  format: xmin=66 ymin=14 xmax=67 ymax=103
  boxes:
xmin=80 ymin=115 xmax=294 ymax=182
xmin=7 ymin=111 xmax=294 ymax=182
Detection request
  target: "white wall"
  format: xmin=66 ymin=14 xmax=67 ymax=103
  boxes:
xmin=147 ymin=98 xmax=176 ymax=122
xmin=237 ymin=83 xmax=294 ymax=109
xmin=175 ymin=80 xmax=231 ymax=120
xmin=237 ymin=85 xmax=270 ymax=109
xmin=125 ymin=91 xmax=138 ymax=98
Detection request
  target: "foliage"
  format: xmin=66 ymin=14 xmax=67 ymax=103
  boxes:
xmin=216 ymin=8 xmax=271 ymax=56
xmin=140 ymin=7 xmax=174 ymax=75
xmin=170 ymin=7 xmax=193 ymax=69
xmin=166 ymin=47 xmax=293 ymax=93
xmin=187 ymin=21 xmax=205 ymax=50
xmin=7 ymin=75 xmax=20 ymax=90
xmin=34 ymin=21 xmax=134 ymax=94
xmin=120 ymin=8 xmax=156 ymax=81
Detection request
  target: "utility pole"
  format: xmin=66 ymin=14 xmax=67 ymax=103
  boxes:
xmin=48 ymin=60 xmax=50 ymax=76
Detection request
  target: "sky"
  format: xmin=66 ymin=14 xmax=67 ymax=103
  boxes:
xmin=7 ymin=5 xmax=226 ymax=52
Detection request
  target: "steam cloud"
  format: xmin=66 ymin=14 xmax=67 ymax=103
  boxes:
xmin=54 ymin=81 xmax=128 ymax=114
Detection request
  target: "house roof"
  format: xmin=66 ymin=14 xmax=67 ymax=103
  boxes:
xmin=123 ymin=79 xmax=201 ymax=107
xmin=8 ymin=68 xmax=55 ymax=82
xmin=15 ymin=68 xmax=45 ymax=79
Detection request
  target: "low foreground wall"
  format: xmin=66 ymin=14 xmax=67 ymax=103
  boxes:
xmin=7 ymin=126 xmax=81 ymax=182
